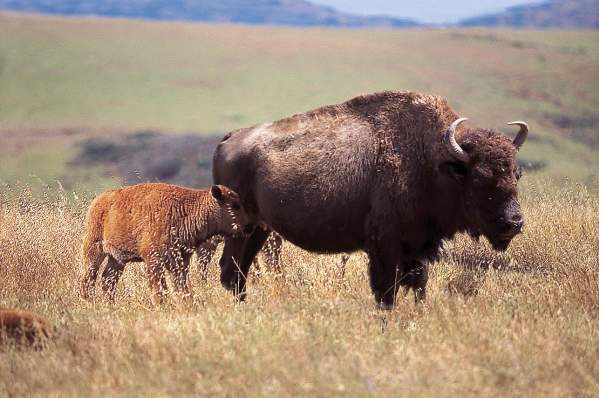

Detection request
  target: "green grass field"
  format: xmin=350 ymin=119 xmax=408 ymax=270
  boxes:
xmin=0 ymin=11 xmax=598 ymax=189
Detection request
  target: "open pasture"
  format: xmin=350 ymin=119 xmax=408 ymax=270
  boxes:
xmin=0 ymin=184 xmax=597 ymax=397
xmin=0 ymin=10 xmax=598 ymax=397
xmin=0 ymin=12 xmax=598 ymax=188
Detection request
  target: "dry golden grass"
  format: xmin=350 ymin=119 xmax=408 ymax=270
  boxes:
xmin=0 ymin=183 xmax=597 ymax=397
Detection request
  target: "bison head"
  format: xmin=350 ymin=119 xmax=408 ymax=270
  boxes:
xmin=439 ymin=118 xmax=528 ymax=251
xmin=211 ymin=185 xmax=254 ymax=237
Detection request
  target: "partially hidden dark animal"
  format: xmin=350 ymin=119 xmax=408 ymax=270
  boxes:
xmin=80 ymin=183 xmax=252 ymax=305
xmin=197 ymin=233 xmax=350 ymax=279
xmin=213 ymin=90 xmax=529 ymax=308
xmin=196 ymin=232 xmax=283 ymax=280
xmin=0 ymin=308 xmax=54 ymax=349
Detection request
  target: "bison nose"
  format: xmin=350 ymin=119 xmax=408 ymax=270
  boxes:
xmin=511 ymin=218 xmax=524 ymax=233
xmin=510 ymin=213 xmax=524 ymax=231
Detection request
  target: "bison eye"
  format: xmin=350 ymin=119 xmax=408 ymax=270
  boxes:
xmin=440 ymin=161 xmax=468 ymax=181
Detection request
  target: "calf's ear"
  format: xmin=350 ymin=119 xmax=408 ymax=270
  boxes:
xmin=211 ymin=185 xmax=224 ymax=201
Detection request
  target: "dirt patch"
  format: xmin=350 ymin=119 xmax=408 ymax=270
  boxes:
xmin=548 ymin=113 xmax=599 ymax=148
xmin=0 ymin=127 xmax=125 ymax=156
xmin=518 ymin=158 xmax=546 ymax=173
xmin=72 ymin=131 xmax=222 ymax=187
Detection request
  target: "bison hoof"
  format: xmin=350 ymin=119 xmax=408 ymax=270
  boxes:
xmin=414 ymin=288 xmax=426 ymax=304
xmin=376 ymin=301 xmax=395 ymax=311
xmin=220 ymin=277 xmax=236 ymax=292
xmin=236 ymin=291 xmax=247 ymax=303
xmin=220 ymin=280 xmax=246 ymax=302
xmin=374 ymin=292 xmax=395 ymax=310
xmin=80 ymin=289 xmax=93 ymax=301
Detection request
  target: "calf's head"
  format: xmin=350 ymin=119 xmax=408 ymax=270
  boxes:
xmin=210 ymin=185 xmax=253 ymax=236
xmin=440 ymin=118 xmax=528 ymax=251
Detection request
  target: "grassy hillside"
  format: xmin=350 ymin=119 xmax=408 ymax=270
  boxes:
xmin=0 ymin=183 xmax=597 ymax=396
xmin=0 ymin=12 xmax=598 ymax=190
xmin=461 ymin=0 xmax=599 ymax=29
xmin=0 ymin=0 xmax=419 ymax=28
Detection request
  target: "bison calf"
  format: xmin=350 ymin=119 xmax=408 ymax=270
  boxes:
xmin=0 ymin=309 xmax=54 ymax=349
xmin=80 ymin=183 xmax=251 ymax=305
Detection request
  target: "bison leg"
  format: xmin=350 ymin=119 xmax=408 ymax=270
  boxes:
xmin=219 ymin=228 xmax=269 ymax=301
xmin=196 ymin=237 xmax=221 ymax=282
xmin=161 ymin=274 xmax=168 ymax=293
xmin=366 ymin=243 xmax=402 ymax=310
xmin=100 ymin=256 xmax=126 ymax=304
xmin=171 ymin=253 xmax=193 ymax=306
xmin=401 ymin=260 xmax=428 ymax=303
xmin=80 ymin=240 xmax=106 ymax=300
xmin=144 ymin=258 xmax=167 ymax=306
xmin=262 ymin=232 xmax=283 ymax=272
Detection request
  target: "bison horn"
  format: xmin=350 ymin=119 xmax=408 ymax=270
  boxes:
xmin=507 ymin=121 xmax=528 ymax=149
xmin=443 ymin=117 xmax=470 ymax=162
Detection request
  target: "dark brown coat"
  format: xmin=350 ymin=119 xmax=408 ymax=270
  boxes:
xmin=213 ymin=91 xmax=528 ymax=307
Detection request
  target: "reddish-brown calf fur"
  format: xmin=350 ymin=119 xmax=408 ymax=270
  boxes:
xmin=80 ymin=183 xmax=249 ymax=305
xmin=0 ymin=309 xmax=54 ymax=349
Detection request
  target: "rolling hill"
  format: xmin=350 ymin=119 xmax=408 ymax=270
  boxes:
xmin=460 ymin=0 xmax=599 ymax=28
xmin=1 ymin=0 xmax=598 ymax=29
xmin=0 ymin=12 xmax=598 ymax=193
xmin=0 ymin=0 xmax=419 ymax=28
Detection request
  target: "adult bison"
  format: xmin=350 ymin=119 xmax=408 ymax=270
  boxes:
xmin=213 ymin=91 xmax=528 ymax=308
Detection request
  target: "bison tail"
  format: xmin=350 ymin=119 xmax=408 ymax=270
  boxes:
xmin=80 ymin=195 xmax=109 ymax=300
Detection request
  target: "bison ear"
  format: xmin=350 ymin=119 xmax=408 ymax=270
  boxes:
xmin=439 ymin=161 xmax=468 ymax=181
xmin=211 ymin=185 xmax=224 ymax=201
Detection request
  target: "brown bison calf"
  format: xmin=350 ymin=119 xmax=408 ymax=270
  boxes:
xmin=80 ymin=183 xmax=250 ymax=305
xmin=0 ymin=309 xmax=54 ymax=349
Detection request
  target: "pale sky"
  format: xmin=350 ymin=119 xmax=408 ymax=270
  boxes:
xmin=311 ymin=0 xmax=546 ymax=24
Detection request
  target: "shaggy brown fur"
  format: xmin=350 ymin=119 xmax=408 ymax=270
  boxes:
xmin=80 ymin=183 xmax=250 ymax=305
xmin=0 ymin=309 xmax=54 ymax=349
xmin=213 ymin=90 xmax=527 ymax=307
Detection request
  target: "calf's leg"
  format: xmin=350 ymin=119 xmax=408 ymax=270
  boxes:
xmin=80 ymin=240 xmax=106 ymax=300
xmin=143 ymin=258 xmax=167 ymax=306
xmin=196 ymin=236 xmax=221 ymax=281
xmin=262 ymin=232 xmax=283 ymax=272
xmin=171 ymin=253 xmax=193 ymax=306
xmin=101 ymin=256 xmax=126 ymax=303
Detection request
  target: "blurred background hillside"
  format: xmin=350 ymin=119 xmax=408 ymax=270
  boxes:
xmin=0 ymin=0 xmax=597 ymax=196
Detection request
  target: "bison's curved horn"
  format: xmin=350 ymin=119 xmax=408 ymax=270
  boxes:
xmin=507 ymin=121 xmax=528 ymax=150
xmin=443 ymin=117 xmax=470 ymax=162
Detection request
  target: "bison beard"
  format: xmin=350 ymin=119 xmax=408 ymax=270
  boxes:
xmin=213 ymin=91 xmax=527 ymax=308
